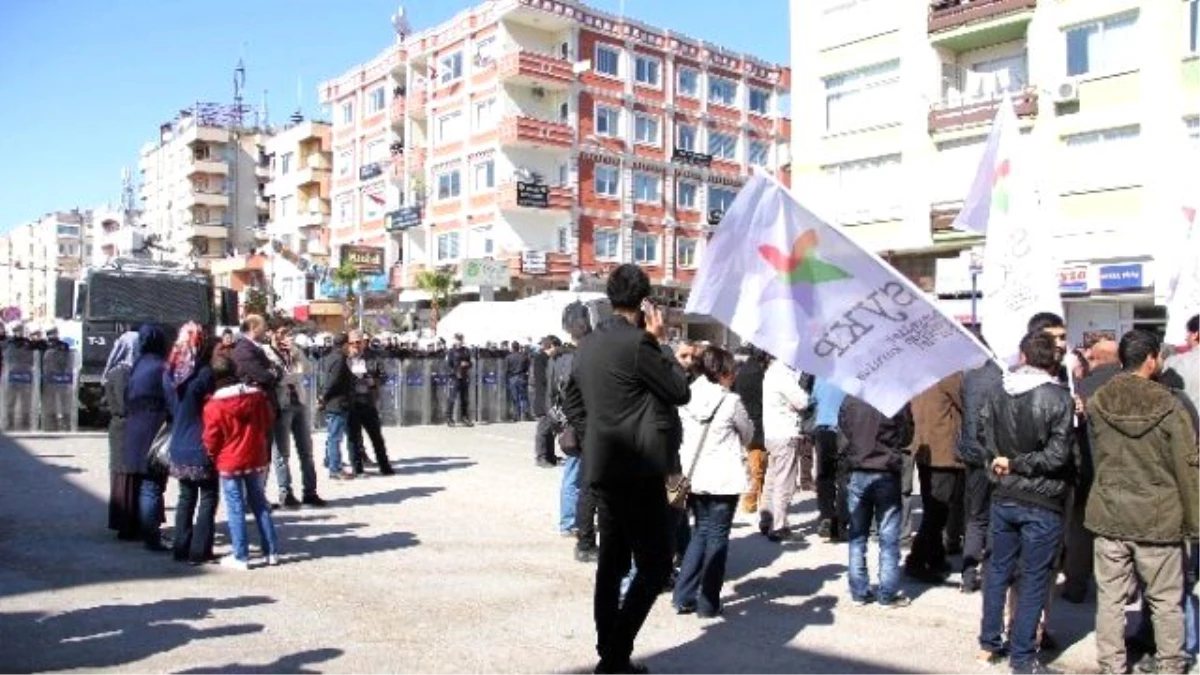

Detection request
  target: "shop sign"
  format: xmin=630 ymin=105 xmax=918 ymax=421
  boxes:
xmin=461 ymin=258 xmax=511 ymax=289
xmin=1058 ymin=265 xmax=1089 ymax=294
xmin=340 ymin=245 xmax=385 ymax=275
xmin=1097 ymin=263 xmax=1144 ymax=291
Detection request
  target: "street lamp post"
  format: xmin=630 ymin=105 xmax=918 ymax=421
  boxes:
xmin=968 ymin=245 xmax=984 ymax=327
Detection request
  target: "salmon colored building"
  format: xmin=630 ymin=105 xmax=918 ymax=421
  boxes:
xmin=319 ymin=0 xmax=791 ymax=299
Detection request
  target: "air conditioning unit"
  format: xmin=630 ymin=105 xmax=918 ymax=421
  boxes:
xmin=1053 ymin=78 xmax=1080 ymax=104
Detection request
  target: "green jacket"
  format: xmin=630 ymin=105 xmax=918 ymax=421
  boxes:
xmin=1085 ymin=372 xmax=1200 ymax=544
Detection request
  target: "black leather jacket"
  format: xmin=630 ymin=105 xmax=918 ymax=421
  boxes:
xmin=978 ymin=370 xmax=1077 ymax=513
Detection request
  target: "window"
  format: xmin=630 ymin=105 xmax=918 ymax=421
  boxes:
xmin=708 ymin=186 xmax=738 ymax=214
xmin=366 ymin=139 xmax=386 ymax=164
xmin=632 ymin=233 xmax=658 ymax=264
xmin=368 ymin=87 xmax=386 ymax=114
xmin=1065 ymin=12 xmax=1139 ymax=77
xmin=595 ymin=44 xmax=620 ymax=77
xmin=336 ymin=195 xmax=354 ymax=224
xmin=437 ymin=168 xmax=462 ymax=200
xmin=634 ymin=114 xmax=660 ymax=145
xmin=474 ymin=98 xmax=497 ymax=131
xmin=595 ymin=104 xmax=620 ymax=137
xmin=436 ymin=232 xmax=460 ymax=262
xmin=436 ymin=111 xmax=464 ymax=143
xmin=595 ymin=165 xmax=620 ymax=197
xmin=1190 ymin=0 xmax=1198 ymax=53
xmin=677 ymin=124 xmax=697 ymax=151
xmin=341 ymin=101 xmax=354 ymax=125
xmin=364 ymin=189 xmax=384 ymax=219
xmin=676 ymin=237 xmax=698 ymax=268
xmin=749 ymin=141 xmax=769 ymax=167
xmin=474 ymin=36 xmax=497 ymax=67
xmin=557 ymin=225 xmax=570 ymax=254
xmin=677 ymin=181 xmax=698 ymax=209
xmin=1061 ymin=125 xmax=1141 ymax=190
xmin=337 ymin=148 xmax=354 ymax=177
xmin=280 ymin=152 xmax=294 ymax=175
xmin=708 ymin=132 xmax=736 ymax=160
xmin=473 ymin=159 xmax=495 ymax=190
xmin=708 ymin=75 xmax=737 ymax=106
xmin=594 ymin=230 xmax=620 ymax=260
xmin=280 ymin=195 xmax=294 ymax=218
xmin=822 ymin=154 xmax=903 ymax=224
xmin=823 ymin=60 xmax=900 ymax=132
xmin=635 ymin=55 xmax=661 ymax=87
xmin=634 ymin=173 xmax=661 ymax=203
xmin=749 ymin=88 xmax=771 ymax=115
xmin=439 ymin=51 xmax=464 ymax=83
xmin=677 ymin=68 xmax=699 ymax=97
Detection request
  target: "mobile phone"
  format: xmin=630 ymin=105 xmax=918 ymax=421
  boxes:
xmin=637 ymin=299 xmax=654 ymax=330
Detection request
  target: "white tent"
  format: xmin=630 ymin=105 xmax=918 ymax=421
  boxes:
xmin=435 ymin=291 xmax=607 ymax=344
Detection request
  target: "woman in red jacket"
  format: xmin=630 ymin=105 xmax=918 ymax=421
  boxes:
xmin=202 ymin=347 xmax=279 ymax=570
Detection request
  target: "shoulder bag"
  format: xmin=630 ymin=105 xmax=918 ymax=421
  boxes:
xmin=666 ymin=394 xmax=726 ymax=510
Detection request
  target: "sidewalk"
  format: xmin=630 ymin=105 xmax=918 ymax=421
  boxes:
xmin=0 ymin=423 xmax=1101 ymax=673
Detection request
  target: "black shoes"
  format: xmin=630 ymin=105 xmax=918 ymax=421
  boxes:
xmin=281 ymin=493 xmax=302 ymax=510
xmin=302 ymin=494 xmax=328 ymax=507
xmin=594 ymin=660 xmax=649 ymax=674
xmin=961 ymin=567 xmax=981 ymax=593
xmin=379 ymin=464 xmax=395 ymax=475
xmin=575 ymin=545 xmax=599 ymax=563
xmin=535 ymin=457 xmax=557 ymax=468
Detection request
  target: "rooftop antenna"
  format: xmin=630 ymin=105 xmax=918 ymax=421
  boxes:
xmin=290 ymin=75 xmax=304 ymax=125
xmin=261 ymin=88 xmax=270 ymax=129
xmin=391 ymin=5 xmax=411 ymax=40
xmin=233 ymin=56 xmax=247 ymax=127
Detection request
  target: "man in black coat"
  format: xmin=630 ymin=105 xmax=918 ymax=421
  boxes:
xmin=319 ymin=334 xmax=356 ymax=480
xmin=562 ymin=264 xmax=690 ymax=675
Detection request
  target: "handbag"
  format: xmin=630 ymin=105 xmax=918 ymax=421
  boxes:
xmin=666 ymin=394 xmax=726 ymax=510
xmin=147 ymin=421 xmax=173 ymax=473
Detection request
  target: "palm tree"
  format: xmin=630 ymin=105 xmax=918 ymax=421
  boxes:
xmin=416 ymin=268 xmax=458 ymax=330
xmin=331 ymin=261 xmax=362 ymax=328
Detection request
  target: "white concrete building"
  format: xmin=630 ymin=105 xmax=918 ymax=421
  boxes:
xmin=0 ymin=210 xmax=91 ymax=322
xmin=790 ymin=0 xmax=1199 ymax=342
xmin=137 ymin=103 xmax=271 ymax=269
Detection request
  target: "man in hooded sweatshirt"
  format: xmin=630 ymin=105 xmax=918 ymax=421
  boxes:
xmin=1085 ymin=329 xmax=1199 ymax=675
xmin=977 ymin=330 xmax=1077 ymax=674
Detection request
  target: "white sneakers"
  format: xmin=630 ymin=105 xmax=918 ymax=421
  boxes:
xmin=266 ymin=554 xmax=280 ymax=566
xmin=220 ymin=555 xmax=250 ymax=571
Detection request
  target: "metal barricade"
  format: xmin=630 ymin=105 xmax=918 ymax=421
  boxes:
xmin=401 ymin=358 xmax=427 ymax=427
xmin=474 ymin=356 xmax=507 ymax=424
xmin=1 ymin=344 xmax=39 ymax=431
xmin=39 ymin=347 xmax=77 ymax=432
xmin=307 ymin=352 xmax=327 ymax=431
xmin=297 ymin=354 xmax=320 ymax=431
xmin=378 ymin=358 xmax=402 ymax=426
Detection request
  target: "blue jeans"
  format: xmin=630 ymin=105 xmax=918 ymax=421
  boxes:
xmin=559 ymin=455 xmax=580 ymax=533
xmin=507 ymin=375 xmax=529 ymax=420
xmin=673 ymin=494 xmax=738 ymax=614
xmin=274 ymin=404 xmax=317 ymax=499
xmin=979 ymin=500 xmax=1064 ymax=667
xmin=220 ymin=472 xmax=279 ymax=562
xmin=139 ymin=474 xmax=166 ymax=545
xmin=1187 ymin=541 xmax=1199 ymax=657
xmin=324 ymin=411 xmax=348 ymax=476
xmin=846 ymin=471 xmax=902 ymax=602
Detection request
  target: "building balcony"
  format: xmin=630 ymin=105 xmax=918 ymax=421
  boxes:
xmin=497 ymin=49 xmax=574 ymax=90
xmin=181 ymin=191 xmax=230 ymax=209
xmin=497 ymin=181 xmax=573 ymax=212
xmin=929 ymin=0 xmax=1036 ymax=50
xmin=391 ymin=95 xmax=406 ymax=125
xmin=408 ymin=89 xmax=428 ymax=118
xmin=187 ymin=221 xmax=230 ymax=239
xmin=187 ymin=158 xmax=228 ymax=177
xmin=295 ymin=156 xmax=331 ymax=188
xmin=498 ymin=115 xmax=572 ymax=150
xmin=929 ymin=88 xmax=1038 ymax=133
xmin=178 ymin=125 xmax=228 ymax=146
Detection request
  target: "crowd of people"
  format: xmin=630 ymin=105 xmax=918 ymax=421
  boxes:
xmin=539 ymin=263 xmax=1198 ymax=675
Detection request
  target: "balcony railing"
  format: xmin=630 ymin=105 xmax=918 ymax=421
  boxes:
xmin=497 ymin=49 xmax=575 ymax=88
xmin=497 ymin=181 xmax=574 ymax=212
xmin=929 ymin=88 xmax=1038 ymax=133
xmin=929 ymin=0 xmax=1037 ymax=34
xmin=498 ymin=114 xmax=572 ymax=149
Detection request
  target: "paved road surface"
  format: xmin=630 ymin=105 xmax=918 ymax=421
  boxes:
xmin=0 ymin=424 xmax=1103 ymax=673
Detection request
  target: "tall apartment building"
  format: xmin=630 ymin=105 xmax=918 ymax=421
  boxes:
xmin=257 ymin=115 xmax=334 ymax=314
xmin=137 ymin=103 xmax=271 ymax=269
xmin=0 ymin=210 xmax=91 ymax=322
xmin=319 ymin=0 xmax=791 ymax=298
xmin=790 ymin=0 xmax=1199 ymax=343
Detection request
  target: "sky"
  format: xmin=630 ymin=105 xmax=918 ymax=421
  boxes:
xmin=0 ymin=0 xmax=790 ymax=234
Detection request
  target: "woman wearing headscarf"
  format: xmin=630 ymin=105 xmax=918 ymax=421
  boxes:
xmin=104 ymin=331 xmax=141 ymax=540
xmin=164 ymin=323 xmax=219 ymax=565
xmin=124 ymin=324 xmax=171 ymax=552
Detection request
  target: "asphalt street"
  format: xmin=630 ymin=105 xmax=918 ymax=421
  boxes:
xmin=0 ymin=423 xmax=1103 ymax=673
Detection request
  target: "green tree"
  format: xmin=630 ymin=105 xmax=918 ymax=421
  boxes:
xmin=243 ymin=287 xmax=271 ymax=318
xmin=331 ymin=261 xmax=362 ymax=328
xmin=416 ymin=267 xmax=459 ymax=330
